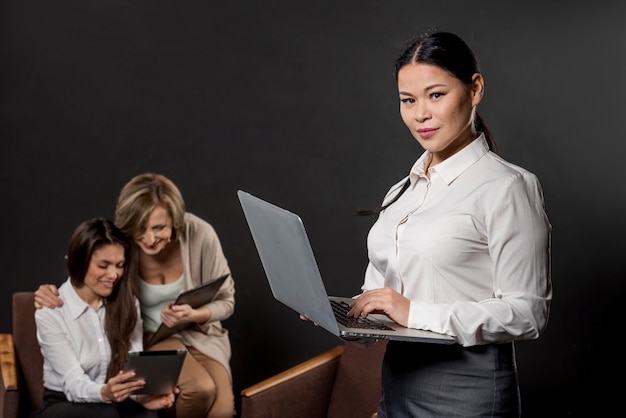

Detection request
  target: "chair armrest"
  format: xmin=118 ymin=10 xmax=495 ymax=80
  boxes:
xmin=1 ymin=333 xmax=19 ymax=418
xmin=240 ymin=345 xmax=344 ymax=418
xmin=0 ymin=334 xmax=17 ymax=390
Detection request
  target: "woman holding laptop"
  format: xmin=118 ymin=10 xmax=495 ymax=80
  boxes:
xmin=345 ymin=31 xmax=552 ymax=417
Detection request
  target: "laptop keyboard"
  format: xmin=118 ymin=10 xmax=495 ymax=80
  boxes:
xmin=331 ymin=299 xmax=394 ymax=331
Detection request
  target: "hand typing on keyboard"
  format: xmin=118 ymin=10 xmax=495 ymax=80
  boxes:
xmin=331 ymin=299 xmax=393 ymax=330
xmin=347 ymin=288 xmax=410 ymax=328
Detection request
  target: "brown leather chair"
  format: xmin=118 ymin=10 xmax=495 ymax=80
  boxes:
xmin=0 ymin=293 xmax=179 ymax=418
xmin=0 ymin=292 xmax=43 ymax=418
xmin=1 ymin=293 xmax=387 ymax=418
xmin=240 ymin=339 xmax=387 ymax=418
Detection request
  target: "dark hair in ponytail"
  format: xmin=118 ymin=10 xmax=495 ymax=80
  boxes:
xmin=357 ymin=31 xmax=497 ymax=216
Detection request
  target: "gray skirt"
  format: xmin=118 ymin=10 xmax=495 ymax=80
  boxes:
xmin=377 ymin=341 xmax=521 ymax=418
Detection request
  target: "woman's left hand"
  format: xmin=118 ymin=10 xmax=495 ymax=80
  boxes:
xmin=161 ymin=303 xmax=211 ymax=327
xmin=347 ymin=288 xmax=410 ymax=327
xmin=136 ymin=387 xmax=179 ymax=410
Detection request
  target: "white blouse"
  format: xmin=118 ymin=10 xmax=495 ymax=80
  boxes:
xmin=35 ymin=278 xmax=143 ymax=402
xmin=362 ymin=134 xmax=552 ymax=346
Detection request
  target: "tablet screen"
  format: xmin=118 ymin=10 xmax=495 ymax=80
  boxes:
xmin=124 ymin=349 xmax=187 ymax=394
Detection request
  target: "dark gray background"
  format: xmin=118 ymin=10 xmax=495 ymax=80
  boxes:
xmin=1 ymin=1 xmax=624 ymax=416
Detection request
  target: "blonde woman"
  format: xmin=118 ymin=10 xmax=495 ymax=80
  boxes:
xmin=36 ymin=174 xmax=236 ymax=418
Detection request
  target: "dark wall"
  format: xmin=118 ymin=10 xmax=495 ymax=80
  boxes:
xmin=2 ymin=1 xmax=624 ymax=416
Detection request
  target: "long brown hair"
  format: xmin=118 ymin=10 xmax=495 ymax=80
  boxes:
xmin=66 ymin=218 xmax=139 ymax=379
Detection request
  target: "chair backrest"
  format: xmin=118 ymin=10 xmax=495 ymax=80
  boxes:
xmin=327 ymin=340 xmax=387 ymax=418
xmin=12 ymin=292 xmax=43 ymax=417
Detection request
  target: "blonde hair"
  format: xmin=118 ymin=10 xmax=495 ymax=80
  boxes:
xmin=114 ymin=173 xmax=186 ymax=241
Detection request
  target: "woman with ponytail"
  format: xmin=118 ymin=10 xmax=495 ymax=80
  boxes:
xmin=347 ymin=31 xmax=552 ymax=417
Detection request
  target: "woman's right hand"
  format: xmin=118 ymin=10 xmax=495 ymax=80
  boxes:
xmin=34 ymin=284 xmax=63 ymax=309
xmin=101 ymin=370 xmax=146 ymax=403
xmin=103 ymin=370 xmax=179 ymax=409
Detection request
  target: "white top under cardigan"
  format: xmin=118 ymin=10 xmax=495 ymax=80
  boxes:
xmin=155 ymin=212 xmax=236 ymax=380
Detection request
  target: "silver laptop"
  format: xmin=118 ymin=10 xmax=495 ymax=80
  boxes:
xmin=237 ymin=190 xmax=456 ymax=345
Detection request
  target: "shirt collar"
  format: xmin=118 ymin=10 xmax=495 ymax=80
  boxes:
xmin=61 ymin=277 xmax=104 ymax=320
xmin=409 ymin=133 xmax=489 ymax=186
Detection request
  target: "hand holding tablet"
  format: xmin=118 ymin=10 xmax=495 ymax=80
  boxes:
xmin=124 ymin=349 xmax=187 ymax=394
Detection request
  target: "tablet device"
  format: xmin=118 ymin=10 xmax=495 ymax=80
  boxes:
xmin=145 ymin=274 xmax=229 ymax=349
xmin=124 ymin=349 xmax=187 ymax=394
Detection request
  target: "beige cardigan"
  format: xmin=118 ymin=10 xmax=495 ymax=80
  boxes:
xmin=176 ymin=212 xmax=236 ymax=380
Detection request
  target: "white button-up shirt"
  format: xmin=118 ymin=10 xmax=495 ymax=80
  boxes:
xmin=35 ymin=277 xmax=143 ymax=402
xmin=362 ymin=134 xmax=552 ymax=346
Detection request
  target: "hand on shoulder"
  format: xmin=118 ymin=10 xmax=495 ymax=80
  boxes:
xmin=34 ymin=284 xmax=63 ymax=309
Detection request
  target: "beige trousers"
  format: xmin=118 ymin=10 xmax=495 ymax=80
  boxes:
xmin=147 ymin=336 xmax=235 ymax=418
